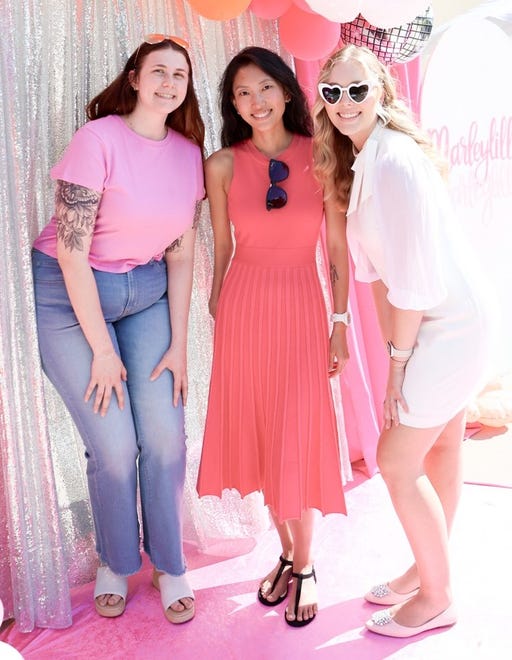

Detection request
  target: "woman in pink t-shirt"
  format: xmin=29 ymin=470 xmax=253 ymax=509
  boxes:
xmin=32 ymin=35 xmax=204 ymax=624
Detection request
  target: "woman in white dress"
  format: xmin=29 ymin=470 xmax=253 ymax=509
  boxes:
xmin=313 ymin=45 xmax=492 ymax=638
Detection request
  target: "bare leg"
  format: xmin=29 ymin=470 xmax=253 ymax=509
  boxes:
xmin=258 ymin=508 xmax=294 ymax=603
xmin=388 ymin=410 xmax=466 ymax=595
xmin=285 ymin=508 xmax=317 ymax=623
xmin=425 ymin=410 xmax=465 ymax=533
xmin=377 ymin=422 xmax=454 ymax=626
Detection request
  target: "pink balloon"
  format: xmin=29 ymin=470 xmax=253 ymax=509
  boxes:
xmin=249 ymin=0 xmax=293 ymax=20
xmin=279 ymin=6 xmax=340 ymax=61
xmin=293 ymin=0 xmax=316 ymax=14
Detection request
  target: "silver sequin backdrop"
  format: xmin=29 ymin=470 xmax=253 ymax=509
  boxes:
xmin=0 ymin=0 xmax=351 ymax=631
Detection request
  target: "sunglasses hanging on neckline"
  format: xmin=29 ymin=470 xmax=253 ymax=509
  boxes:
xmin=266 ymin=159 xmax=289 ymax=211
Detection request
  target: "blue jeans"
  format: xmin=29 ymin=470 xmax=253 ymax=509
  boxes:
xmin=32 ymin=249 xmax=187 ymax=576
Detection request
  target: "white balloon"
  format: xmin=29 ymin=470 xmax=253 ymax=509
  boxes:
xmin=305 ymin=0 xmax=362 ymax=23
xmin=362 ymin=0 xmax=429 ymax=28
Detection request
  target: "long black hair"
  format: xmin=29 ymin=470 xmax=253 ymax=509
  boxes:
xmin=219 ymin=46 xmax=312 ymax=147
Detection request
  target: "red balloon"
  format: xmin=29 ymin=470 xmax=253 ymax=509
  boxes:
xmin=187 ymin=0 xmax=251 ymax=20
xmin=279 ymin=5 xmax=340 ymax=60
xmin=249 ymin=0 xmax=293 ymax=20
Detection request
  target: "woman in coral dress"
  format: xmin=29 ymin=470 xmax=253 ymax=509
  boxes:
xmin=197 ymin=47 xmax=348 ymax=627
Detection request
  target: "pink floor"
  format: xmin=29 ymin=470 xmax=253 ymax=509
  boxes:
xmin=2 ymin=458 xmax=511 ymax=660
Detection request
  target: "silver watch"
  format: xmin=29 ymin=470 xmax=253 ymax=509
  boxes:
xmin=331 ymin=311 xmax=351 ymax=326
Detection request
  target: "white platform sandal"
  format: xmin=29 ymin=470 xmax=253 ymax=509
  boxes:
xmin=152 ymin=569 xmax=195 ymax=624
xmin=94 ymin=565 xmax=128 ymax=618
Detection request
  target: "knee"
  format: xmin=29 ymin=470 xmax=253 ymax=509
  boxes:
xmin=86 ymin=442 xmax=138 ymax=481
xmin=376 ymin=445 xmax=397 ymax=484
xmin=376 ymin=443 xmax=407 ymax=486
xmin=143 ymin=428 xmax=187 ymax=469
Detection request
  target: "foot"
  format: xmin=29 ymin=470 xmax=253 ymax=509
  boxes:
xmin=94 ymin=566 xmax=128 ymax=618
xmin=152 ymin=569 xmax=195 ymax=624
xmin=387 ymin=594 xmax=452 ymax=628
xmin=388 ymin=565 xmax=419 ymax=595
xmin=158 ymin=592 xmax=194 ymax=616
xmin=366 ymin=602 xmax=456 ymax=638
xmin=365 ymin=565 xmax=420 ymax=605
xmin=365 ymin=583 xmax=419 ymax=605
xmin=285 ymin=566 xmax=317 ymax=627
xmin=258 ymin=555 xmax=293 ymax=605
xmin=95 ymin=593 xmax=123 ymax=608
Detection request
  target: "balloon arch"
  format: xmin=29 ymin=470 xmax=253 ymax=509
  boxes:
xmin=186 ymin=0 xmax=432 ymax=63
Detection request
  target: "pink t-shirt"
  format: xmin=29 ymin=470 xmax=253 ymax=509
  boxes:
xmin=34 ymin=115 xmax=204 ymax=273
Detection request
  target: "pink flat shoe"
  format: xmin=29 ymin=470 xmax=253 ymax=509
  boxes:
xmin=364 ymin=583 xmax=419 ymax=606
xmin=366 ymin=604 xmax=457 ymax=638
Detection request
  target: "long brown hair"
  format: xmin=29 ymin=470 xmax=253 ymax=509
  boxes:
xmin=87 ymin=39 xmax=205 ymax=152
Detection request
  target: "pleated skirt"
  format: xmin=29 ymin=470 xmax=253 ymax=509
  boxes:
xmin=197 ymin=246 xmax=346 ymax=522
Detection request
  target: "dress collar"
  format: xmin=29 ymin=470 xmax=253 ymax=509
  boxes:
xmin=347 ymin=122 xmax=383 ymax=217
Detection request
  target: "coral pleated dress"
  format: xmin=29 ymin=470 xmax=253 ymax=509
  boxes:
xmin=197 ymin=135 xmax=346 ymax=522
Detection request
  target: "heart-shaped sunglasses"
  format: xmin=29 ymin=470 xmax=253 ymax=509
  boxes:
xmin=318 ymin=81 xmax=375 ymax=106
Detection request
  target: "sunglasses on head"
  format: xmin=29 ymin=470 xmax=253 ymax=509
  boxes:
xmin=134 ymin=33 xmax=189 ymax=67
xmin=318 ymin=81 xmax=374 ymax=105
xmin=266 ymin=159 xmax=289 ymax=211
xmin=144 ymin=33 xmax=189 ymax=49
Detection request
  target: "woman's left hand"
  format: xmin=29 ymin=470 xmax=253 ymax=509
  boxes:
xmin=150 ymin=346 xmax=188 ymax=407
xmin=328 ymin=328 xmax=349 ymax=378
xmin=383 ymin=361 xmax=409 ymax=429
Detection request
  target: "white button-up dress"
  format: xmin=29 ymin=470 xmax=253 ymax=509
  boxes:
xmin=346 ymin=123 xmax=493 ymax=427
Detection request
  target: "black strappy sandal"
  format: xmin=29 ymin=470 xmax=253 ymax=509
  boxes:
xmin=285 ymin=568 xmax=317 ymax=627
xmin=257 ymin=555 xmax=293 ymax=606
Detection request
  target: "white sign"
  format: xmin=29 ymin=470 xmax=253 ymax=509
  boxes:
xmin=421 ymin=17 xmax=512 ymax=374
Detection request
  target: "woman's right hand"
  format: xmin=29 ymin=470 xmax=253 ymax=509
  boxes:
xmin=85 ymin=351 xmax=127 ymax=417
xmin=383 ymin=360 xmax=409 ymax=429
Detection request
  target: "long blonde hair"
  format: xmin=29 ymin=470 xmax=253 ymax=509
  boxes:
xmin=313 ymin=45 xmax=443 ymax=207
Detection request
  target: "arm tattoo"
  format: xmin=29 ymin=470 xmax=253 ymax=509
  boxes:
xmin=166 ymin=200 xmax=201 ymax=253
xmin=55 ymin=180 xmax=100 ymax=252
xmin=330 ymin=263 xmax=339 ymax=287
xmin=166 ymin=235 xmax=184 ymax=253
